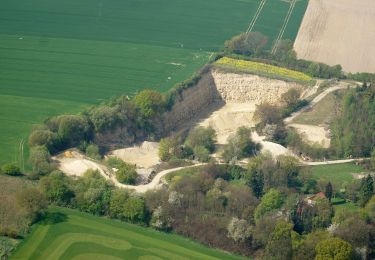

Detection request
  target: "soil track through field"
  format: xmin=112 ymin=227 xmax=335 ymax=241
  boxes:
xmin=271 ymin=0 xmax=297 ymax=54
xmin=246 ymin=0 xmax=267 ymax=34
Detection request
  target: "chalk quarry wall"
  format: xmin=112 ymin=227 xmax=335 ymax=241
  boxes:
xmin=162 ymin=69 xmax=304 ymax=131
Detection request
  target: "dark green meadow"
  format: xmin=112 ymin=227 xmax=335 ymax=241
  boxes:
xmin=0 ymin=0 xmax=308 ymax=164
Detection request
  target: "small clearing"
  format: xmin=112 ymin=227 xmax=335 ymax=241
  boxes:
xmin=294 ymin=0 xmax=375 ymax=73
xmin=289 ymin=123 xmax=330 ymax=148
xmin=109 ymin=141 xmax=160 ymax=169
xmin=55 ymin=151 xmax=106 ymax=177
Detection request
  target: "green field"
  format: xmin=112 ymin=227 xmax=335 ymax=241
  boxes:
xmin=0 ymin=0 xmax=308 ymax=164
xmin=310 ymin=163 xmax=367 ymax=188
xmin=11 ymin=207 xmax=242 ymax=260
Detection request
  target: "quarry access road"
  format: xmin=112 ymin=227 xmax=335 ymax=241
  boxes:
xmin=284 ymin=82 xmax=355 ymax=124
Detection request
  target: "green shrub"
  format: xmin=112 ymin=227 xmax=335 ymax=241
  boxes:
xmin=193 ymin=146 xmax=210 ymax=162
xmin=2 ymin=163 xmax=21 ymax=176
xmin=114 ymin=162 xmax=138 ymax=185
xmin=86 ymin=144 xmax=101 ymax=160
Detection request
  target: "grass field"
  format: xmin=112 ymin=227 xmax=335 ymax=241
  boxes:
xmin=292 ymin=90 xmax=345 ymax=125
xmin=0 ymin=0 xmax=308 ymax=165
xmin=310 ymin=163 xmax=367 ymax=188
xmin=11 ymin=207 xmax=242 ymax=260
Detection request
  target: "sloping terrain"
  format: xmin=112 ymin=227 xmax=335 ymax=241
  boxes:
xmin=12 ymin=207 xmax=241 ymax=260
xmin=294 ymin=0 xmax=375 ymax=73
xmin=0 ymin=0 xmax=309 ymax=165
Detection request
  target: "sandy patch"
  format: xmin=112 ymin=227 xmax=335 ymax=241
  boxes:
xmin=252 ymin=132 xmax=295 ymax=158
xmin=294 ymin=0 xmax=375 ymax=73
xmin=198 ymin=103 xmax=257 ymax=144
xmin=289 ymin=123 xmax=330 ymax=148
xmin=109 ymin=141 xmax=160 ymax=169
xmin=55 ymin=151 xmax=108 ymax=178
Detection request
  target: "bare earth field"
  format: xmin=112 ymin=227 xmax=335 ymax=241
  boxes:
xmin=294 ymin=0 xmax=375 ymax=73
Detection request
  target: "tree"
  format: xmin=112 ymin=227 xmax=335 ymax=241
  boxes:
xmin=28 ymin=129 xmax=58 ymax=152
xmin=16 ymin=188 xmax=48 ymax=221
xmin=28 ymin=145 xmax=52 ymax=177
xmin=227 ymin=217 xmax=252 ymax=243
xmin=56 ymin=115 xmax=91 ymax=147
xmin=123 ymin=197 xmax=146 ymax=223
xmin=247 ymin=156 xmax=265 ymax=198
xmin=359 ymin=175 xmax=374 ymax=206
xmin=88 ymin=105 xmax=119 ymax=132
xmin=39 ymin=171 xmax=73 ymax=205
xmin=293 ymin=230 xmax=330 ymax=260
xmin=109 ymin=189 xmax=130 ymax=219
xmin=223 ymin=127 xmax=258 ymax=162
xmin=254 ymin=103 xmax=282 ymax=128
xmin=265 ymin=221 xmax=293 ymax=260
xmin=371 ymin=149 xmax=375 ymax=170
xmin=115 ymin=163 xmax=138 ymax=185
xmin=334 ymin=216 xmax=369 ymax=248
xmin=1 ymin=163 xmax=21 ymax=176
xmin=325 ymin=182 xmax=333 ymax=202
xmin=185 ymin=126 xmax=216 ymax=153
xmin=281 ymin=88 xmax=301 ymax=108
xmin=158 ymin=137 xmax=181 ymax=161
xmin=193 ymin=146 xmax=210 ymax=162
xmin=150 ymin=206 xmax=172 ymax=230
xmin=315 ymin=238 xmax=353 ymax=260
xmin=254 ymin=189 xmax=284 ymax=221
xmin=224 ymin=32 xmax=268 ymax=55
xmin=365 ymin=195 xmax=375 ymax=221
xmin=133 ymin=89 xmax=166 ymax=118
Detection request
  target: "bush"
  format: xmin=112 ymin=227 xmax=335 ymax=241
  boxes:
xmin=223 ymin=127 xmax=259 ymax=162
xmin=158 ymin=137 xmax=182 ymax=161
xmin=185 ymin=126 xmax=216 ymax=153
xmin=29 ymin=146 xmax=53 ymax=177
xmin=133 ymin=89 xmax=166 ymax=118
xmin=53 ymin=115 xmax=91 ymax=148
xmin=28 ymin=129 xmax=59 ymax=152
xmin=2 ymin=163 xmax=21 ymax=176
xmin=224 ymin=32 xmax=268 ymax=56
xmin=86 ymin=144 xmax=101 ymax=160
xmin=115 ymin=162 xmax=138 ymax=185
xmin=193 ymin=146 xmax=210 ymax=162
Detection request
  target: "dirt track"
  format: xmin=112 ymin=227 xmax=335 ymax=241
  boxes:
xmin=294 ymin=0 xmax=375 ymax=73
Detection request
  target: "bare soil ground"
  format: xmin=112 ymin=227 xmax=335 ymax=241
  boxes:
xmin=198 ymin=103 xmax=257 ymax=144
xmin=289 ymin=123 xmax=330 ymax=148
xmin=109 ymin=141 xmax=160 ymax=169
xmin=294 ymin=0 xmax=375 ymax=73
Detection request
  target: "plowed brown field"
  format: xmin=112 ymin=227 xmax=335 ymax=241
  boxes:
xmin=294 ymin=0 xmax=375 ymax=73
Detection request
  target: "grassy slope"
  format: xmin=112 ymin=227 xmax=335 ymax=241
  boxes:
xmin=310 ymin=163 xmax=366 ymax=188
xmin=0 ymin=0 xmax=308 ymax=165
xmin=292 ymin=90 xmax=345 ymax=125
xmin=11 ymin=207 xmax=242 ymax=260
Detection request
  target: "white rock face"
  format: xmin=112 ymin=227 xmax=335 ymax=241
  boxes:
xmin=212 ymin=70 xmax=303 ymax=105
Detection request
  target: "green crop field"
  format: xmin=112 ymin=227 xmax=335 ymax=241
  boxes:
xmin=310 ymin=163 xmax=367 ymax=188
xmin=11 ymin=207 xmax=241 ymax=260
xmin=0 ymin=0 xmax=308 ymax=165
